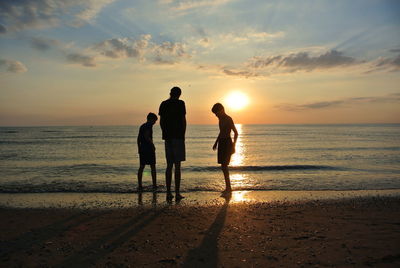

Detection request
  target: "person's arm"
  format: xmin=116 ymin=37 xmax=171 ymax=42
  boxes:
xmin=231 ymin=119 xmax=238 ymax=153
xmin=159 ymin=103 xmax=165 ymax=131
xmin=232 ymin=121 xmax=238 ymax=144
xmin=182 ymin=116 xmax=186 ymax=136
xmin=213 ymin=136 xmax=219 ymax=151
xmin=143 ymin=129 xmax=155 ymax=150
xmin=137 ymin=134 xmax=141 ymax=154
xmin=182 ymin=101 xmax=187 ymax=135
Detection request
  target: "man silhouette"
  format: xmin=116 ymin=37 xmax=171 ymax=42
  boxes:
xmin=159 ymin=86 xmax=186 ymax=201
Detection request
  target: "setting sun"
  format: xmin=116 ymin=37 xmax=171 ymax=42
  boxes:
xmin=224 ymin=91 xmax=250 ymax=111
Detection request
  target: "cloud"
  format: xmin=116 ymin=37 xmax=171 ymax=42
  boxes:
xmin=0 ymin=24 xmax=6 ymax=34
xmin=372 ymin=54 xmax=400 ymax=72
xmin=94 ymin=35 xmax=190 ymax=65
xmin=276 ymin=94 xmax=400 ymax=111
xmin=0 ymin=0 xmax=115 ymax=32
xmin=152 ymin=41 xmax=190 ymax=64
xmin=0 ymin=59 xmax=27 ymax=73
xmin=219 ymin=31 xmax=285 ymax=43
xmin=69 ymin=0 xmax=116 ymax=27
xmin=30 ymin=37 xmax=60 ymax=51
xmin=73 ymin=0 xmax=114 ymax=21
xmin=222 ymin=69 xmax=260 ymax=78
xmin=94 ymin=35 xmax=151 ymax=59
xmin=66 ymin=53 xmax=96 ymax=67
xmin=163 ymin=0 xmax=231 ymax=11
xmin=249 ymin=50 xmax=359 ymax=72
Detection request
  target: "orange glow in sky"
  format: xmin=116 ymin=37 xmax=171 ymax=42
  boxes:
xmin=0 ymin=1 xmax=399 ymax=126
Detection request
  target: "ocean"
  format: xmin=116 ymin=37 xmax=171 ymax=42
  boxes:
xmin=1 ymin=124 xmax=399 ymax=193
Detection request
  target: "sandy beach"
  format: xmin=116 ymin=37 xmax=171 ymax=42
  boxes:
xmin=1 ymin=193 xmax=400 ymax=267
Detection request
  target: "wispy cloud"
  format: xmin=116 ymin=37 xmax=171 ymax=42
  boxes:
xmin=222 ymin=69 xmax=260 ymax=78
xmin=70 ymin=0 xmax=116 ymax=27
xmin=162 ymin=0 xmax=232 ymax=11
xmin=0 ymin=0 xmax=116 ymax=32
xmin=219 ymin=31 xmax=285 ymax=43
xmin=63 ymin=34 xmax=191 ymax=68
xmin=93 ymin=35 xmax=190 ymax=65
xmin=0 ymin=59 xmax=27 ymax=73
xmin=371 ymin=54 xmax=400 ymax=72
xmin=248 ymin=50 xmax=359 ymax=72
xmin=276 ymin=93 xmax=400 ymax=111
xmin=30 ymin=37 xmax=61 ymax=51
xmin=0 ymin=24 xmax=6 ymax=34
xmin=152 ymin=41 xmax=190 ymax=64
xmin=94 ymin=36 xmax=150 ymax=59
xmin=66 ymin=53 xmax=96 ymax=67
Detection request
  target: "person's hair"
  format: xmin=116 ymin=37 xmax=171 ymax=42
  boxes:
xmin=147 ymin=112 xmax=158 ymax=121
xmin=211 ymin=103 xmax=224 ymax=114
xmin=170 ymin=86 xmax=182 ymax=98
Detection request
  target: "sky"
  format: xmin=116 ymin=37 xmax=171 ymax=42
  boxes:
xmin=0 ymin=0 xmax=399 ymax=126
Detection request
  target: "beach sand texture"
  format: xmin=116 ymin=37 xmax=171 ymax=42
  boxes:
xmin=1 ymin=196 xmax=399 ymax=267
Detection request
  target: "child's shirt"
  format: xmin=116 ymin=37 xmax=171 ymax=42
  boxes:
xmin=219 ymin=114 xmax=235 ymax=139
xmin=138 ymin=122 xmax=154 ymax=153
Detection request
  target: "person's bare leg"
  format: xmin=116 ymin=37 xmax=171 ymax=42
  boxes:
xmin=166 ymin=162 xmax=173 ymax=199
xmin=221 ymin=164 xmax=232 ymax=192
xmin=137 ymin=165 xmax=145 ymax=191
xmin=175 ymin=162 xmax=184 ymax=200
xmin=150 ymin=164 xmax=157 ymax=190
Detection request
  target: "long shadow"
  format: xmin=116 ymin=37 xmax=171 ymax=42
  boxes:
xmin=58 ymin=205 xmax=166 ymax=267
xmin=182 ymin=195 xmax=231 ymax=268
xmin=0 ymin=211 xmax=102 ymax=256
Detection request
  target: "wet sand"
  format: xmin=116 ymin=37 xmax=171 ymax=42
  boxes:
xmin=1 ymin=193 xmax=400 ymax=267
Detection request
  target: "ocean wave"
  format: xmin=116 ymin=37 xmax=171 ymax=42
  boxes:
xmin=0 ymin=130 xmax=18 ymax=134
xmin=3 ymin=164 xmax=341 ymax=176
xmin=0 ymin=153 xmax=19 ymax=160
xmin=1 ymin=183 xmax=399 ymax=194
xmin=188 ymin=165 xmax=339 ymax=172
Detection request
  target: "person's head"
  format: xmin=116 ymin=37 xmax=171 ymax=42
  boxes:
xmin=147 ymin=112 xmax=158 ymax=124
xmin=170 ymin=86 xmax=182 ymax=99
xmin=211 ymin=103 xmax=225 ymax=117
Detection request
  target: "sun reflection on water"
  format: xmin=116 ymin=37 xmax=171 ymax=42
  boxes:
xmin=230 ymin=174 xmax=248 ymax=188
xmin=230 ymin=191 xmax=252 ymax=202
xmin=229 ymin=124 xmax=251 ymax=194
xmin=231 ymin=124 xmax=244 ymax=166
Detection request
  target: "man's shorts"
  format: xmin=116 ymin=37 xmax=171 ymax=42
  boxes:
xmin=165 ymin=139 xmax=186 ymax=164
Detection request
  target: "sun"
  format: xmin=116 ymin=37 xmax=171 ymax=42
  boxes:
xmin=224 ymin=91 xmax=250 ymax=111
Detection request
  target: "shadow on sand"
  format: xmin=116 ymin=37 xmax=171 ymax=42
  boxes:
xmin=0 ymin=211 xmax=104 ymax=256
xmin=59 ymin=193 xmax=165 ymax=267
xmin=182 ymin=194 xmax=231 ymax=267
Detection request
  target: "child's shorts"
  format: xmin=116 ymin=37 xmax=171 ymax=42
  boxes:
xmin=218 ymin=138 xmax=233 ymax=165
xmin=139 ymin=149 xmax=156 ymax=165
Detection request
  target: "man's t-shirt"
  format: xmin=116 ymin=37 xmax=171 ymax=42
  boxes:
xmin=158 ymin=99 xmax=186 ymax=140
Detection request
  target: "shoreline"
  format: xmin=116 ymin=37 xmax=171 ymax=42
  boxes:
xmin=1 ymin=195 xmax=399 ymax=267
xmin=1 ymin=189 xmax=399 ymax=209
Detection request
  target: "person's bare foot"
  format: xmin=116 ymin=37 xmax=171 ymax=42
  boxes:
xmin=221 ymin=189 xmax=232 ymax=194
xmin=221 ymin=189 xmax=232 ymax=197
xmin=175 ymin=194 xmax=185 ymax=201
xmin=166 ymin=192 xmax=174 ymax=201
